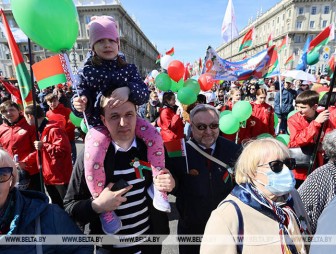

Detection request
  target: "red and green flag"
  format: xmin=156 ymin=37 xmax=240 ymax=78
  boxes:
xmin=130 ymin=158 xmax=152 ymax=179
xmin=0 ymin=9 xmax=33 ymax=107
xmin=278 ymin=35 xmax=288 ymax=52
xmin=0 ymin=80 xmax=22 ymax=105
xmin=155 ymin=54 xmax=161 ymax=64
xmin=165 ymin=47 xmax=175 ymax=56
xmin=239 ymin=27 xmax=254 ymax=52
xmin=164 ymin=139 xmax=186 ymax=158
xmin=267 ymin=33 xmax=274 ymax=48
xmin=327 ymin=54 xmax=335 ymax=78
xmin=32 ymin=54 xmax=71 ymax=90
xmin=307 ymin=24 xmax=335 ymax=65
xmin=284 ymin=54 xmax=294 ymax=66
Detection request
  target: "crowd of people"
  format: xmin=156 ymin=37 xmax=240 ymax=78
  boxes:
xmin=1 ymin=14 xmax=336 ymax=254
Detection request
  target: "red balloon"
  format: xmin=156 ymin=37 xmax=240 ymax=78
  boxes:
xmin=198 ymin=73 xmax=214 ymax=91
xmin=167 ymin=60 xmax=185 ymax=82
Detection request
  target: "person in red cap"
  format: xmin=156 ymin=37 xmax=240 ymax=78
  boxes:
xmin=71 ymin=16 xmax=170 ymax=235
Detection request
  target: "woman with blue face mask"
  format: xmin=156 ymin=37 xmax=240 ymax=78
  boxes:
xmin=201 ymin=138 xmax=311 ymax=254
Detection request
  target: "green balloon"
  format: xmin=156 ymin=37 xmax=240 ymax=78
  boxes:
xmin=11 ymin=0 xmax=79 ymax=52
xmin=69 ymin=112 xmax=82 ymax=127
xmin=220 ymin=110 xmax=231 ymax=118
xmin=80 ymin=119 xmax=88 ymax=134
xmin=274 ymin=114 xmax=279 ymax=128
xmin=170 ymin=79 xmax=184 ymax=92
xmin=276 ymin=134 xmax=290 ymax=146
xmin=232 ymin=101 xmax=252 ymax=122
xmin=155 ymin=73 xmax=172 ymax=91
xmin=307 ymin=50 xmax=320 ymax=65
xmin=219 ymin=113 xmax=240 ymax=134
xmin=184 ymin=79 xmax=201 ymax=95
xmin=287 ymin=110 xmax=298 ymax=120
xmin=257 ymin=133 xmax=274 ymax=139
xmin=177 ymin=86 xmax=197 ymax=105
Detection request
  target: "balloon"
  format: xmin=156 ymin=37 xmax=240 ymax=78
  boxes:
xmin=160 ymin=55 xmax=173 ymax=70
xmin=220 ymin=110 xmax=231 ymax=118
xmin=319 ymin=91 xmax=327 ymax=102
xmin=232 ymin=101 xmax=252 ymax=122
xmin=307 ymin=50 xmax=320 ymax=65
xmin=184 ymin=79 xmax=201 ymax=95
xmin=151 ymin=70 xmax=159 ymax=79
xmin=167 ymin=60 xmax=185 ymax=82
xmin=11 ymin=0 xmax=79 ymax=52
xmin=274 ymin=114 xmax=279 ymax=128
xmin=198 ymin=73 xmax=214 ymax=91
xmin=257 ymin=133 xmax=274 ymax=139
xmin=219 ymin=113 xmax=240 ymax=134
xmin=177 ymin=86 xmax=197 ymax=105
xmin=287 ymin=110 xmax=298 ymax=120
xmin=170 ymin=79 xmax=184 ymax=92
xmin=69 ymin=112 xmax=82 ymax=127
xmin=80 ymin=119 xmax=88 ymax=134
xmin=276 ymin=134 xmax=290 ymax=146
xmin=155 ymin=73 xmax=171 ymax=91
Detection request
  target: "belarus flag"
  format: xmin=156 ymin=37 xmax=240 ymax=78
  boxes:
xmin=164 ymin=139 xmax=186 ymax=157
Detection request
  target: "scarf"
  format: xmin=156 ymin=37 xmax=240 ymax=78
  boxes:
xmin=232 ymin=183 xmax=308 ymax=254
xmin=0 ymin=190 xmax=15 ymax=234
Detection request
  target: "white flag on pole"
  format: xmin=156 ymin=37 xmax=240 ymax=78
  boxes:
xmin=221 ymin=0 xmax=239 ymax=43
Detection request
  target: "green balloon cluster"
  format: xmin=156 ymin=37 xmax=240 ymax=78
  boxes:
xmin=276 ymin=134 xmax=290 ymax=146
xmin=274 ymin=114 xmax=279 ymax=128
xmin=69 ymin=112 xmax=82 ymax=127
xmin=257 ymin=133 xmax=274 ymax=139
xmin=184 ymin=79 xmax=201 ymax=95
xmin=219 ymin=113 xmax=240 ymax=134
xmin=220 ymin=110 xmax=231 ymax=118
xmin=11 ymin=0 xmax=79 ymax=52
xmin=155 ymin=73 xmax=172 ymax=91
xmin=232 ymin=101 xmax=252 ymax=122
xmin=170 ymin=79 xmax=184 ymax=92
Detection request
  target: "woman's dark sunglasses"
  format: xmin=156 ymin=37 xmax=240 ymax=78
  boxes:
xmin=0 ymin=167 xmax=13 ymax=183
xmin=258 ymin=158 xmax=296 ymax=173
xmin=193 ymin=122 xmax=219 ymax=131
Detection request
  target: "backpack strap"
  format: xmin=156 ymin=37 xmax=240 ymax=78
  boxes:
xmin=35 ymin=215 xmax=43 ymax=254
xmin=218 ymin=200 xmax=244 ymax=254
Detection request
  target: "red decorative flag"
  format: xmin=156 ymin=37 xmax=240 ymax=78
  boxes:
xmin=155 ymin=54 xmax=161 ymax=64
xmin=165 ymin=47 xmax=175 ymax=56
xmin=284 ymin=54 xmax=294 ymax=66
xmin=0 ymin=80 xmax=22 ymax=105
xmin=239 ymin=27 xmax=254 ymax=52
xmin=267 ymin=33 xmax=273 ymax=47
xmin=308 ymin=24 xmax=335 ymax=58
xmin=199 ymin=58 xmax=202 ymax=71
xmin=327 ymin=54 xmax=335 ymax=77
xmin=32 ymin=54 xmax=71 ymax=90
xmin=164 ymin=139 xmax=186 ymax=157
xmin=0 ymin=9 xmax=33 ymax=107
xmin=278 ymin=35 xmax=288 ymax=52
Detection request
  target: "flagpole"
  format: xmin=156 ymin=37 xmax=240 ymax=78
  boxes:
xmin=28 ymin=38 xmax=45 ymax=193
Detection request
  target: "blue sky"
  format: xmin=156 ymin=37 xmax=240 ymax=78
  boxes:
xmin=120 ymin=0 xmax=281 ymax=64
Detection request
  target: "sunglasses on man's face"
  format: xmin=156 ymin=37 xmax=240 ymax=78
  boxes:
xmin=0 ymin=167 xmax=13 ymax=183
xmin=258 ymin=158 xmax=296 ymax=173
xmin=192 ymin=122 xmax=219 ymax=131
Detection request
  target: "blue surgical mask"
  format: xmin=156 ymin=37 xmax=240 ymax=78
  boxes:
xmin=256 ymin=165 xmax=296 ymax=196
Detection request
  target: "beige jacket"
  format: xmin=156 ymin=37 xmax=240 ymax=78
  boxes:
xmin=200 ymin=189 xmax=311 ymax=254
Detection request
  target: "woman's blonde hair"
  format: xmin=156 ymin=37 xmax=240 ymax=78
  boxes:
xmin=235 ymin=138 xmax=290 ymax=184
xmin=0 ymin=149 xmax=18 ymax=189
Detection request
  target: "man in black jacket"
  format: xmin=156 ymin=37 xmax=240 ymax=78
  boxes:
xmin=167 ymin=104 xmax=241 ymax=254
xmin=64 ymin=90 xmax=175 ymax=254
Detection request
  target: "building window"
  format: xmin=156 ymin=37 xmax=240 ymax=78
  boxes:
xmin=311 ymin=6 xmax=317 ymax=15
xmin=85 ymin=16 xmax=91 ymax=24
xmin=310 ymin=21 xmax=315 ymax=28
xmin=77 ymin=43 xmax=82 ymax=49
xmin=324 ymin=6 xmax=330 ymax=14
xmin=296 ymin=21 xmax=302 ymax=29
xmin=322 ymin=20 xmax=328 ymax=28
xmin=298 ymin=7 xmax=304 ymax=15
xmin=79 ymin=55 xmax=84 ymax=61
xmin=294 ymin=48 xmax=300 ymax=55
xmin=294 ymin=35 xmax=301 ymax=43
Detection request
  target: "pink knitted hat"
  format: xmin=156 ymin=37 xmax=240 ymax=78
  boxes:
xmin=89 ymin=16 xmax=119 ymax=48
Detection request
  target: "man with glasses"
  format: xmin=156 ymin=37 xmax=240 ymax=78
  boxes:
xmin=167 ymin=104 xmax=241 ymax=254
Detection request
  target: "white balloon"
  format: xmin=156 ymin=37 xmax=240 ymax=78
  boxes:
xmin=160 ymin=55 xmax=173 ymax=70
xmin=151 ymin=70 xmax=159 ymax=79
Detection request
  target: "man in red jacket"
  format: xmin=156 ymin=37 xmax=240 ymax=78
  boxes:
xmin=45 ymin=93 xmax=77 ymax=165
xmin=24 ymin=104 xmax=73 ymax=208
xmin=288 ymin=90 xmax=336 ymax=188
xmin=0 ymin=100 xmax=41 ymax=191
